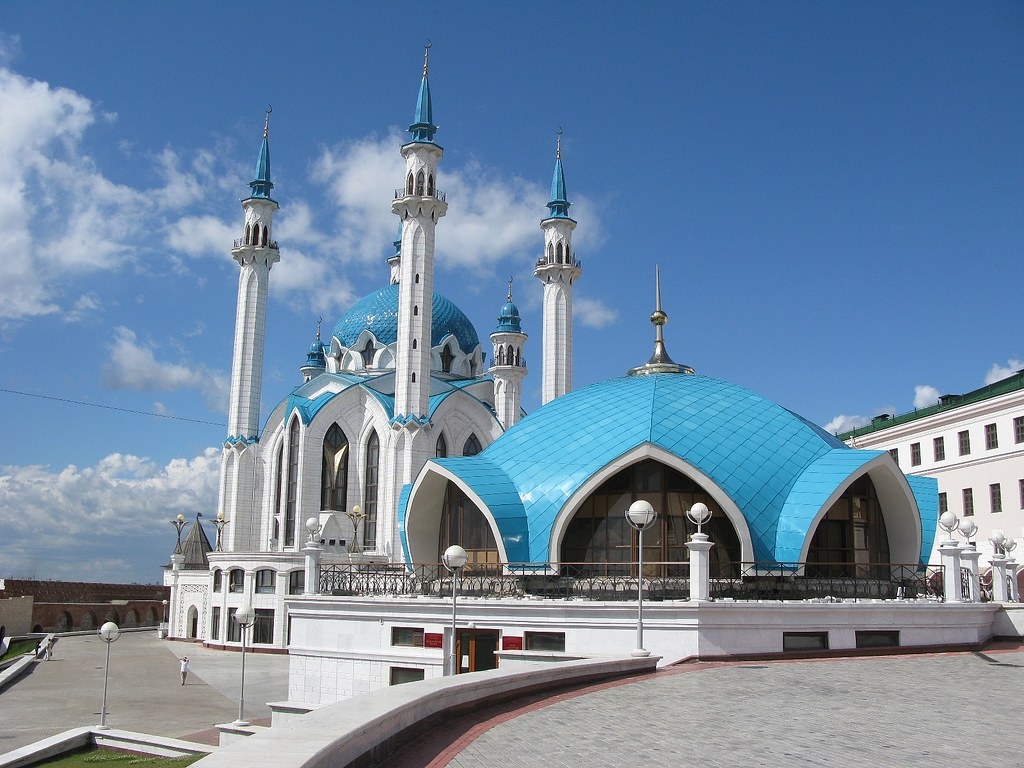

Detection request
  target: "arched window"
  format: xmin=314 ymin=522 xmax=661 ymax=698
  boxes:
xmin=413 ymin=305 xmax=419 ymax=316
xmin=273 ymin=442 xmax=283 ymax=544
xmin=806 ymin=476 xmax=889 ymax=577
xmin=547 ymin=243 xmax=553 ymax=261
xmin=212 ymin=569 xmax=223 ymax=592
xmin=285 ymin=420 xmax=300 ymax=547
xmin=406 ymin=172 xmax=414 ymax=195
xmin=255 ymin=569 xmax=276 ymax=594
xmin=363 ymin=432 xmax=380 ymax=550
xmin=415 ymin=171 xmax=425 ymax=196
xmin=496 ymin=346 xmax=505 ymax=366
xmin=321 ymin=424 xmax=349 ymax=511
xmin=556 ymin=242 xmax=564 ymax=264
xmin=436 ymin=434 xmax=448 ymax=458
xmin=261 ymin=225 xmax=268 ymax=246
xmin=412 ymin=339 xmax=418 ymax=350
xmin=245 ymin=223 xmax=252 ymax=245
xmin=441 ymin=344 xmax=455 ymax=373
xmin=560 ymin=459 xmax=741 ymax=578
xmin=515 ymin=347 xmax=521 ymax=366
xmin=439 ymin=482 xmax=498 ymax=566
xmin=361 ymin=339 xmax=375 ymax=368
xmin=463 ymin=434 xmax=482 ymax=456
xmin=229 ymin=568 xmax=245 ymax=593
xmin=427 ymin=173 xmax=435 ymax=196
xmin=506 ymin=345 xmax=514 ymax=366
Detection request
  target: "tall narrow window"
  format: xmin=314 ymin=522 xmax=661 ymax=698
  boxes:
xmin=938 ymin=492 xmax=947 ymax=515
xmin=888 ymin=448 xmax=898 ymax=465
xmin=285 ymin=420 xmax=300 ymax=547
xmin=1015 ymin=417 xmax=1024 ymax=444
xmin=441 ymin=344 xmax=454 ymax=373
xmin=910 ymin=443 xmax=921 ymax=466
xmin=363 ymin=432 xmax=380 ymax=550
xmin=436 ymin=434 xmax=448 ymax=458
xmin=272 ymin=442 xmax=283 ymax=547
xmin=245 ymin=223 xmax=252 ymax=245
xmin=991 ymin=483 xmax=1002 ymax=514
xmin=361 ymin=339 xmax=375 ymax=368
xmin=962 ymin=488 xmax=974 ymax=517
xmin=958 ymin=430 xmax=971 ymax=456
xmin=1019 ymin=479 xmax=1024 ymax=509
xmin=321 ymin=425 xmax=349 ymax=512
xmin=415 ymin=171 xmax=425 ymax=196
xmin=463 ymin=434 xmax=482 ymax=456
xmin=985 ymin=423 xmax=998 ymax=450
xmin=933 ymin=436 xmax=945 ymax=462
xmin=406 ymin=172 xmax=414 ymax=195
xmin=427 ymin=173 xmax=435 ymax=196
xmin=261 ymin=225 xmax=268 ymax=246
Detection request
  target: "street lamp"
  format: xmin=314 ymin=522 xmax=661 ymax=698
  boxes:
xmin=938 ymin=511 xmax=960 ymax=544
xmin=441 ymin=545 xmax=468 ymax=675
xmin=213 ymin=512 xmax=230 ymax=552
xmin=171 ymin=514 xmax=188 ymax=554
xmin=626 ymin=500 xmax=658 ymax=657
xmin=233 ymin=604 xmax=256 ymax=726
xmin=97 ymin=621 xmax=121 ymax=729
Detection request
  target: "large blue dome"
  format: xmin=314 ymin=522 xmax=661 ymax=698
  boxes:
xmin=332 ymin=284 xmax=480 ymax=353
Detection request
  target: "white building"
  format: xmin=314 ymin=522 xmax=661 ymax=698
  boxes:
xmin=841 ymin=373 xmax=1024 ymax=569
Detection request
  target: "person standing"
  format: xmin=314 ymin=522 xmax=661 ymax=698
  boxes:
xmin=180 ymin=656 xmax=190 ymax=685
xmin=44 ymin=638 xmax=55 ymax=660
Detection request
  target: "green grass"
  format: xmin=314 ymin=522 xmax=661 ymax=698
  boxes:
xmin=1 ymin=638 xmax=39 ymax=661
xmin=30 ymin=745 xmax=204 ymax=767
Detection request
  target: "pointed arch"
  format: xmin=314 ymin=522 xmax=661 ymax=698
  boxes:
xmin=321 ymin=424 xmax=349 ymax=512
xmin=463 ymin=434 xmax=482 ymax=457
xmin=436 ymin=433 xmax=448 ymax=458
xmin=415 ymin=170 xmax=425 ymax=196
xmin=363 ymin=431 xmax=380 ymax=550
xmin=556 ymin=242 xmax=564 ymax=264
xmin=261 ymin=225 xmax=269 ymax=246
xmin=406 ymin=172 xmax=414 ymax=195
xmin=285 ymin=417 xmax=300 ymax=547
xmin=441 ymin=344 xmax=455 ymax=373
xmin=245 ymin=223 xmax=252 ymax=245
xmin=427 ymin=173 xmax=435 ymax=196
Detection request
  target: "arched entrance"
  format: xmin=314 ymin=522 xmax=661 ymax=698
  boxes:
xmin=806 ymin=475 xmax=890 ymax=575
xmin=186 ymin=606 xmax=199 ymax=639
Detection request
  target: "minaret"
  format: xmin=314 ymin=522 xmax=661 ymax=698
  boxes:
xmin=534 ymin=130 xmax=581 ymax=404
xmin=220 ymin=108 xmax=281 ymax=550
xmin=300 ymin=318 xmax=327 ymax=382
xmin=489 ymin=278 xmax=528 ymax=430
xmin=392 ymin=44 xmax=447 ymax=422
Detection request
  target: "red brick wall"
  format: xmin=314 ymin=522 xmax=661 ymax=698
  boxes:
xmin=0 ymin=580 xmax=170 ymax=633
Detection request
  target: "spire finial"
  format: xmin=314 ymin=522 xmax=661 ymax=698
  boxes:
xmin=316 ymin=316 xmax=322 ymax=341
xmin=556 ymin=127 xmax=562 ymax=160
xmin=423 ymin=40 xmax=431 ymax=76
xmin=627 ymin=265 xmax=694 ymax=376
xmin=507 ymin=275 xmax=514 ymax=302
xmin=263 ymin=105 xmax=272 ymax=139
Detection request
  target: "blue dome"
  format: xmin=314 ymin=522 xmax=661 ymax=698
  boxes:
xmin=404 ymin=372 xmax=936 ymax=566
xmin=332 ymin=284 xmax=480 ymax=353
xmin=495 ymin=301 xmax=522 ymax=333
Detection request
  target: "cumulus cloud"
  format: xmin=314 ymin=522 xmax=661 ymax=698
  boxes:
xmin=913 ymin=385 xmax=939 ymax=409
xmin=575 ymin=296 xmax=619 ymax=329
xmin=985 ymin=358 xmax=1024 ymax=385
xmin=824 ymin=414 xmax=871 ymax=435
xmin=103 ymin=326 xmax=228 ymax=411
xmin=0 ymin=448 xmax=220 ymax=582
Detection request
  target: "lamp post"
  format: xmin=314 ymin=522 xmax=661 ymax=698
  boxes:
xmin=938 ymin=511 xmax=965 ymax=602
xmin=626 ymin=500 xmax=657 ymax=657
xmin=97 ymin=621 xmax=121 ymax=729
xmin=958 ymin=518 xmax=981 ymax=602
xmin=171 ymin=514 xmax=188 ymax=554
xmin=233 ymin=604 xmax=256 ymax=726
xmin=213 ymin=512 xmax=230 ymax=552
xmin=686 ymin=502 xmax=714 ymax=602
xmin=441 ymin=545 xmax=468 ymax=675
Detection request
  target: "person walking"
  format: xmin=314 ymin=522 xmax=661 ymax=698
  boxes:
xmin=44 ymin=638 xmax=55 ymax=660
xmin=180 ymin=656 xmax=190 ymax=685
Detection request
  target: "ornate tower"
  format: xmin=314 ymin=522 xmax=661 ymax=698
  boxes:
xmin=489 ymin=279 xmax=528 ymax=430
xmin=219 ymin=109 xmax=280 ymax=551
xmin=534 ymin=131 xmax=581 ymax=404
xmin=392 ymin=44 xmax=447 ymax=422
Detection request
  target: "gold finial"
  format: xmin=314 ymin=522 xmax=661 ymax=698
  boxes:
xmin=627 ymin=265 xmax=694 ymax=376
xmin=651 ymin=264 xmax=667 ymax=327
xmin=264 ymin=105 xmax=272 ymax=139
xmin=556 ymin=127 xmax=563 ymax=160
xmin=507 ymin=275 xmax=514 ymax=302
xmin=423 ymin=40 xmax=432 ymax=76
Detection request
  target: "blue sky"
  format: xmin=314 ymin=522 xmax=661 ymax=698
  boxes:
xmin=0 ymin=1 xmax=1020 ymax=583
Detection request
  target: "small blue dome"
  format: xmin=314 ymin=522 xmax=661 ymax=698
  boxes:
xmin=333 ymin=284 xmax=480 ymax=353
xmin=495 ymin=300 xmax=522 ymax=333
xmin=305 ymin=338 xmax=326 ymax=368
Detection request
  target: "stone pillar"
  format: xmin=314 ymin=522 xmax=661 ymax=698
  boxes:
xmin=939 ymin=541 xmax=964 ymax=603
xmin=1004 ymin=558 xmax=1018 ymax=602
xmin=168 ymin=554 xmax=184 ymax=637
xmin=303 ymin=543 xmax=322 ymax=596
xmin=990 ymin=553 xmax=1008 ymax=602
xmin=686 ymin=533 xmax=714 ymax=602
xmin=959 ymin=547 xmax=982 ymax=603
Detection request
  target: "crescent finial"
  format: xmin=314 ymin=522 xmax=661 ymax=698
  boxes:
xmin=423 ymin=40 xmax=432 ymax=76
xmin=263 ymin=105 xmax=272 ymax=138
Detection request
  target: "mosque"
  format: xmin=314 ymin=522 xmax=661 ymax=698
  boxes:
xmin=165 ymin=51 xmax=1010 ymax=705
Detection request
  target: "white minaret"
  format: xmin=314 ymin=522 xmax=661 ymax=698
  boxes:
xmin=220 ymin=109 xmax=280 ymax=551
xmin=392 ymin=44 xmax=447 ymax=422
xmin=534 ymin=131 xmax=580 ymax=404
xmin=489 ymin=278 xmax=528 ymax=430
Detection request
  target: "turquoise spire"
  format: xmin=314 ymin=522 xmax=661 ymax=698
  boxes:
xmin=408 ymin=43 xmax=437 ymax=144
xmin=546 ymin=129 xmax=571 ymax=219
xmin=248 ymin=107 xmax=275 ymax=200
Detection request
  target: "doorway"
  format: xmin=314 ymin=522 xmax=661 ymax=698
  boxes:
xmin=455 ymin=629 xmax=499 ymax=674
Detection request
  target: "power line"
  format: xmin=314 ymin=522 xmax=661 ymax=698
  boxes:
xmin=0 ymin=387 xmax=226 ymax=427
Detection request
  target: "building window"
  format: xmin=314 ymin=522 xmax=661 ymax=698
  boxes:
xmin=525 ymin=632 xmax=566 ymax=652
xmin=363 ymin=432 xmax=380 ymax=551
xmin=252 ymin=609 xmax=274 ymax=644
xmin=255 ymin=569 xmax=276 ymax=594
xmin=228 ymin=568 xmax=244 ymax=593
xmin=991 ymin=483 xmax=1002 ymax=514
xmin=227 ymin=608 xmax=241 ymax=642
xmin=856 ymin=630 xmax=899 ymax=649
xmin=938 ymin=492 xmax=947 ymax=515
xmin=963 ymin=488 xmax=974 ymax=517
xmin=288 ymin=570 xmax=305 ymax=595
xmin=463 ymin=434 xmax=482 ymax=456
xmin=958 ymin=430 xmax=971 ymax=456
xmin=321 ymin=424 xmax=349 ymax=512
xmin=783 ymin=632 xmax=829 ymax=652
xmin=285 ymin=420 xmax=300 ymax=547
xmin=390 ymin=667 xmax=426 ymax=686
xmin=441 ymin=344 xmax=454 ymax=374
xmin=1015 ymin=416 xmax=1024 ymax=444
xmin=933 ymin=436 xmax=945 ymax=462
xmin=985 ymin=423 xmax=998 ymax=450
xmin=210 ymin=607 xmax=221 ymax=641
xmin=436 ymin=434 xmax=448 ymax=458
xmin=888 ymin=448 xmax=898 ymax=465
xmin=212 ymin=570 xmax=222 ymax=592
xmin=391 ymin=627 xmax=425 ymax=647
xmin=910 ymin=443 xmax=921 ymax=467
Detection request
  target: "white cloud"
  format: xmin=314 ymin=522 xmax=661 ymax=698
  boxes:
xmin=103 ymin=326 xmax=228 ymax=410
xmin=575 ymin=296 xmax=619 ymax=329
xmin=913 ymin=384 xmax=939 ymax=410
xmin=65 ymin=292 xmax=102 ymax=323
xmin=824 ymin=414 xmax=870 ymax=434
xmin=0 ymin=448 xmax=220 ymax=581
xmin=985 ymin=358 xmax=1024 ymax=386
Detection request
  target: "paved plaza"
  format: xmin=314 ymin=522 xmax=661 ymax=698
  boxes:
xmin=2 ymin=632 xmax=1022 ymax=767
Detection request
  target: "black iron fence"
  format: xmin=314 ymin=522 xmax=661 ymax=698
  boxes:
xmin=316 ymin=561 xmax=957 ymax=602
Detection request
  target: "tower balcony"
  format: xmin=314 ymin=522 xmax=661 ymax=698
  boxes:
xmin=394 ymin=188 xmax=447 ymax=203
xmin=233 ymin=239 xmax=280 ymax=250
xmin=535 ymin=253 xmax=582 ymax=270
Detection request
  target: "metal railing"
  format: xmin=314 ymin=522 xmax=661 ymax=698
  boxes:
xmin=394 ymin=188 xmax=447 ymax=202
xmin=232 ymin=238 xmax=279 ymax=250
xmin=317 ymin=561 xmax=952 ymax=602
